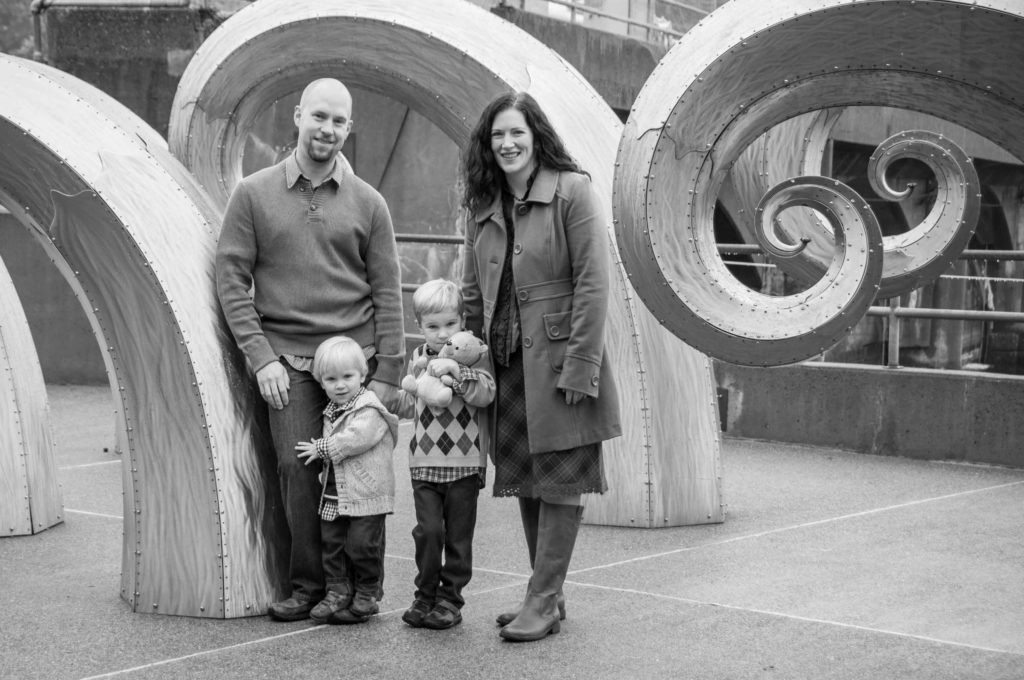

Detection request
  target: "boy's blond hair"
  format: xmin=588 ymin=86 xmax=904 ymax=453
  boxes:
xmin=312 ymin=336 xmax=368 ymax=382
xmin=412 ymin=278 xmax=463 ymax=322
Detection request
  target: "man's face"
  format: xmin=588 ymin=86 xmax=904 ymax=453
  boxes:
xmin=293 ymin=86 xmax=352 ymax=165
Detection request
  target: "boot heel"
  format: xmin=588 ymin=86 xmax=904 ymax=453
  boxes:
xmin=550 ymin=620 xmax=560 ymax=635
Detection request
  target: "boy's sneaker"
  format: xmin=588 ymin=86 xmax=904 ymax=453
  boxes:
xmin=401 ymin=599 xmax=433 ymax=628
xmin=310 ymin=590 xmax=351 ymax=625
xmin=422 ymin=600 xmax=462 ymax=630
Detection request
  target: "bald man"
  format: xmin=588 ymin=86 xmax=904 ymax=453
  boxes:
xmin=216 ymin=78 xmax=404 ymax=621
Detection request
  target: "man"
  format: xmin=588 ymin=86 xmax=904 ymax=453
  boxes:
xmin=216 ymin=78 xmax=404 ymax=621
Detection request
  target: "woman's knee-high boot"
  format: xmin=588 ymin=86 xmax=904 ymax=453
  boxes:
xmin=499 ymin=502 xmax=582 ymax=641
xmin=496 ymin=498 xmax=568 ymax=626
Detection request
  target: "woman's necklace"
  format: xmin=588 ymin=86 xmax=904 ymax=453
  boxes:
xmin=509 ymin=166 xmax=539 ymax=202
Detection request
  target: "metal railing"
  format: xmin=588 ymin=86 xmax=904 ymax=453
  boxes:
xmin=717 ymin=244 xmax=1024 ymax=372
xmin=501 ymin=0 xmax=702 ymax=44
xmin=395 ymin=236 xmax=1024 ymax=371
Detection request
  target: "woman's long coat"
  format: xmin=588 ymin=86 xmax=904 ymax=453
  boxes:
xmin=462 ymin=167 xmax=622 ymax=454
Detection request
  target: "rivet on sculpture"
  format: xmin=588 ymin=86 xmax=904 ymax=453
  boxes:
xmin=613 ymin=0 xmax=1024 ymax=366
xmin=168 ymin=0 xmax=723 ymax=532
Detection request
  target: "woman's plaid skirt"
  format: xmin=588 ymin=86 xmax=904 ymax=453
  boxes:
xmin=491 ymin=350 xmax=607 ymax=498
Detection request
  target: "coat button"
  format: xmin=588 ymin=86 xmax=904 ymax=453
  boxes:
xmin=591 ymin=376 xmax=599 ymax=386
xmin=516 ymin=203 xmax=530 ymax=216
xmin=310 ymin=205 xmax=317 ymax=211
xmin=523 ymin=337 xmax=533 ymax=348
xmin=513 ymin=243 xmax=522 ymax=255
xmin=518 ymin=290 xmax=529 ymax=301
xmin=550 ymin=326 xmax=560 ymax=337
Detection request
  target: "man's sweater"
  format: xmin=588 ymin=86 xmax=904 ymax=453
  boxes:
xmin=216 ymin=153 xmax=405 ymax=385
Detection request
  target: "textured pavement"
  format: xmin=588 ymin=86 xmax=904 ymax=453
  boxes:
xmin=2 ymin=384 xmax=1023 ymax=680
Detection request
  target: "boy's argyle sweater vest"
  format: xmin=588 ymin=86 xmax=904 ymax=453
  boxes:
xmin=408 ymin=345 xmax=485 ymax=469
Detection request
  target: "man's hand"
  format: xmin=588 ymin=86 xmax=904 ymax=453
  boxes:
xmin=367 ymin=379 xmax=401 ymax=413
xmin=256 ymin=361 xmax=290 ymax=410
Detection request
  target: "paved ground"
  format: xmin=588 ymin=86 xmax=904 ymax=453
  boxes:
xmin=2 ymin=384 xmax=1023 ymax=680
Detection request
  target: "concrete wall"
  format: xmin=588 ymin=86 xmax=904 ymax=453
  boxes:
xmin=0 ymin=212 xmax=106 ymax=384
xmin=715 ymin=361 xmax=1024 ymax=468
xmin=491 ymin=6 xmax=666 ymax=114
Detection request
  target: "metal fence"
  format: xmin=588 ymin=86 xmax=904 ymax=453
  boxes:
xmin=718 ymin=244 xmax=1024 ymax=373
xmin=501 ymin=0 xmax=716 ymax=44
xmin=393 ymin=233 xmax=1024 ymax=374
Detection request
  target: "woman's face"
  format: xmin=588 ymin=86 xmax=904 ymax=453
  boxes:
xmin=490 ymin=107 xmax=535 ymax=184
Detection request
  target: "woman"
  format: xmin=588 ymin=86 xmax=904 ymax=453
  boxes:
xmin=460 ymin=92 xmax=622 ymax=642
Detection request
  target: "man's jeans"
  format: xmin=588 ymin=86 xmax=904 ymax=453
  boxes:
xmin=267 ymin=362 xmax=329 ymax=601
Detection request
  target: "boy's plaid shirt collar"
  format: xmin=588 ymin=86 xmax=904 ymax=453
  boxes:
xmin=323 ymin=387 xmax=366 ymax=422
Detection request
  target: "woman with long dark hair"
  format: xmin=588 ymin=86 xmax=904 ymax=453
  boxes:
xmin=460 ymin=92 xmax=621 ymax=642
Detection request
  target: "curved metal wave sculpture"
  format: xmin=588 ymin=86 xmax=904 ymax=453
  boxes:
xmin=0 ymin=54 xmax=284 ymax=617
xmin=170 ymin=0 xmax=723 ymax=529
xmin=0 ymin=256 xmax=62 ymax=536
xmin=734 ymin=116 xmax=980 ymax=300
xmin=614 ymin=0 xmax=1023 ymax=366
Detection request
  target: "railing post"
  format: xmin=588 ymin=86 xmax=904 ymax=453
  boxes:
xmin=645 ymin=0 xmax=652 ymax=43
xmin=887 ymin=297 xmax=901 ymax=368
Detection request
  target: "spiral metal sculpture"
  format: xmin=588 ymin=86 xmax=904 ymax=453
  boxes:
xmin=169 ymin=0 xmax=723 ymax=531
xmin=735 ymin=117 xmax=981 ymax=300
xmin=0 ymin=54 xmax=284 ymax=617
xmin=614 ymin=0 xmax=1022 ymax=366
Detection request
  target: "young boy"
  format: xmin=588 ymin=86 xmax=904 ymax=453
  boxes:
xmin=397 ymin=279 xmax=495 ymax=629
xmin=296 ymin=336 xmax=399 ymax=625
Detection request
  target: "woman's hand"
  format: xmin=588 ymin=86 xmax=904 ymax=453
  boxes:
xmin=295 ymin=441 xmax=320 ymax=466
xmin=562 ymin=388 xmax=587 ymax=405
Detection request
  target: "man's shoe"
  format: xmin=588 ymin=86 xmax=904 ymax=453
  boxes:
xmin=268 ymin=595 xmax=314 ymax=622
xmin=402 ymin=599 xmax=433 ymax=628
xmin=310 ymin=589 xmax=352 ymax=625
xmin=421 ymin=600 xmax=462 ymax=630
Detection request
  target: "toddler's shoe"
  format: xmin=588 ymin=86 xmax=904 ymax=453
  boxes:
xmin=401 ymin=599 xmax=433 ymax=628
xmin=349 ymin=591 xmax=380 ymax=618
xmin=268 ymin=594 xmax=314 ymax=622
xmin=328 ymin=591 xmax=379 ymax=625
xmin=310 ymin=589 xmax=352 ymax=625
xmin=421 ymin=600 xmax=462 ymax=630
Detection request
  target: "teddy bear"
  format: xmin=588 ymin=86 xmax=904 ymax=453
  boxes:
xmin=401 ymin=330 xmax=488 ymax=409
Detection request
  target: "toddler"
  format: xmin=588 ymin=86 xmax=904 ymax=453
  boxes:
xmin=297 ymin=336 xmax=399 ymax=624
